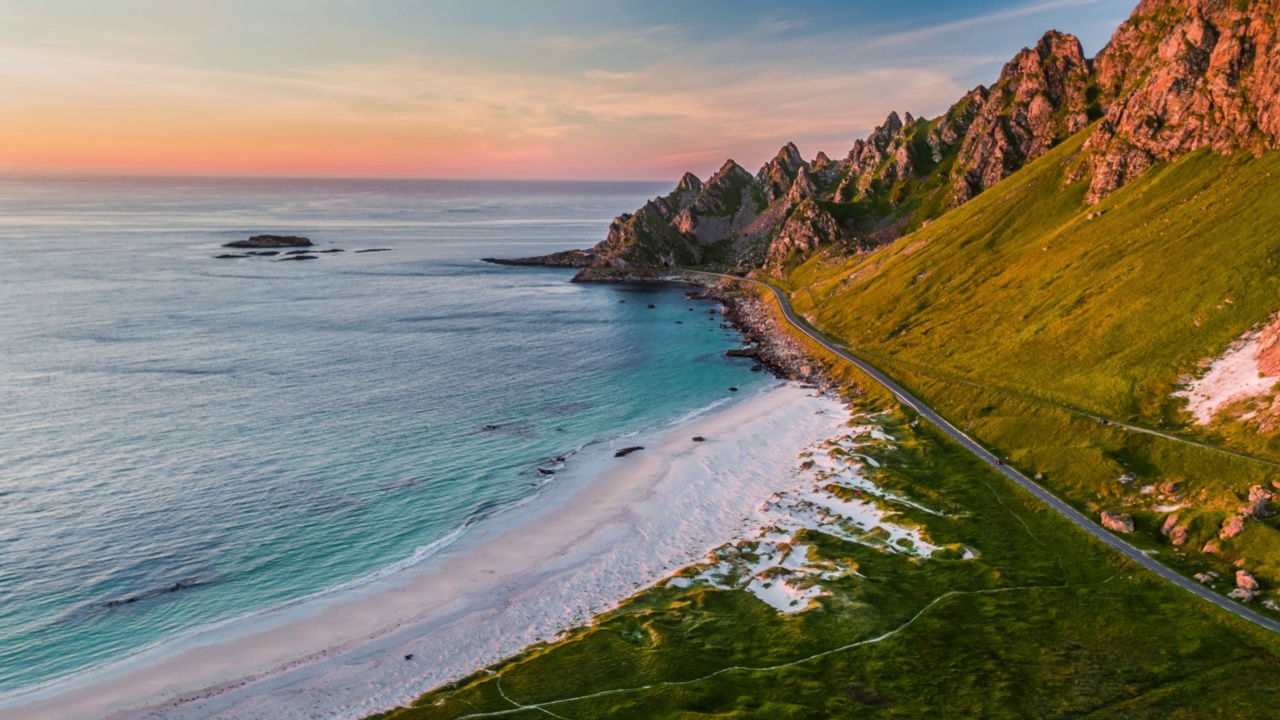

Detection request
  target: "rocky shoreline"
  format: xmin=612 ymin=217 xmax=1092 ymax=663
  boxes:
xmin=691 ymin=282 xmax=840 ymax=396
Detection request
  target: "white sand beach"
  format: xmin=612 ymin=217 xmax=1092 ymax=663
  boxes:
xmin=2 ymin=383 xmax=847 ymax=720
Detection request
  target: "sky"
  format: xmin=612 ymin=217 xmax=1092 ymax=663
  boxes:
xmin=0 ymin=0 xmax=1137 ymax=180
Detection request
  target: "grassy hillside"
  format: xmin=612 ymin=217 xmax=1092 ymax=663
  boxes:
xmin=783 ymin=127 xmax=1280 ymax=599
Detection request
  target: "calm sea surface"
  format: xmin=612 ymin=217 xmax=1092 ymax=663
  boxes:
xmin=0 ymin=176 xmax=765 ymax=693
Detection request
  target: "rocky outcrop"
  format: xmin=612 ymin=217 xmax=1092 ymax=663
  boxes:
xmin=1242 ymin=485 xmax=1275 ymax=519
xmin=482 ymin=250 xmax=597 ymax=268
xmin=757 ymin=143 xmax=808 ymax=204
xmin=224 ymin=235 xmax=312 ymax=248
xmin=951 ymin=31 xmax=1095 ymax=205
xmin=765 ymin=198 xmax=843 ymax=267
xmin=1100 ymin=510 xmax=1135 ymax=533
xmin=1220 ymin=513 xmax=1246 ymax=539
xmin=1255 ymin=314 xmax=1280 ymax=376
xmin=1161 ymin=513 xmax=1189 ymax=545
xmin=1079 ymin=0 xmax=1280 ymax=203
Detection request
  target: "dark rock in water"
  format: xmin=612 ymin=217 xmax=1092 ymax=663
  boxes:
xmin=692 ymin=436 xmax=706 ymax=442
xmin=675 ymin=321 xmax=683 ymax=324
xmin=552 ymin=456 xmax=566 ymax=462
xmin=479 ymin=422 xmax=536 ymax=439
xmin=278 ymin=254 xmax=318 ymax=261
xmin=537 ymin=468 xmax=556 ymax=476
xmin=728 ymin=387 xmax=739 ymax=392
xmin=750 ymin=365 xmax=764 ymax=372
xmin=316 ymin=248 xmax=345 ymax=253
xmin=615 ymin=446 xmax=644 ymax=457
xmin=224 ymin=234 xmax=312 ymax=249
xmin=726 ymin=348 xmax=761 ymax=359
xmin=646 ymin=304 xmax=656 ymax=309
xmin=355 ymin=248 xmax=392 ymax=253
xmin=248 ymin=251 xmax=280 ymax=256
xmin=688 ymin=308 xmax=694 ymax=311
xmin=102 ymin=579 xmax=206 ymax=609
xmin=283 ymin=249 xmax=312 ymax=255
xmin=214 ymin=254 xmax=248 ymax=259
xmin=481 ymin=249 xmax=596 ymax=267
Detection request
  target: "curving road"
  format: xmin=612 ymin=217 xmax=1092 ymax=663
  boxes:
xmin=693 ymin=270 xmax=1280 ymax=636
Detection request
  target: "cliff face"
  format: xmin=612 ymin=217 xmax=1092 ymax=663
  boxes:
xmin=1079 ymin=0 xmax=1280 ymax=202
xmin=571 ymin=0 xmax=1280 ymax=274
xmin=951 ymin=31 xmax=1096 ymax=205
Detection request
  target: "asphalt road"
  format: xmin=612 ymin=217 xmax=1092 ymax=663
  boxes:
xmin=696 ymin=270 xmax=1280 ymax=635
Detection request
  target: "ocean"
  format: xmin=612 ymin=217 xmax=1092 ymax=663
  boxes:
xmin=0 ymin=176 xmax=766 ymax=695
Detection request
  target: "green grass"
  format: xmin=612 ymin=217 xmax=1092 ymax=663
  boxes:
xmin=782 ymin=127 xmax=1280 ymax=599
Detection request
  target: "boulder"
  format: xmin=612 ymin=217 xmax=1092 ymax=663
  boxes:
xmin=1228 ymin=588 xmax=1257 ymax=603
xmin=1244 ymin=485 xmax=1276 ymax=519
xmin=1169 ymin=526 xmax=1188 ymax=546
xmin=1220 ymin=514 xmax=1246 ymax=539
xmin=1100 ymin=510 xmax=1135 ymax=533
xmin=1237 ymin=570 xmax=1261 ymax=592
xmin=1195 ymin=572 xmax=1215 ymax=584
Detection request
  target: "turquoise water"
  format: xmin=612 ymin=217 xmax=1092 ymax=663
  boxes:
xmin=0 ymin=177 xmax=766 ymax=694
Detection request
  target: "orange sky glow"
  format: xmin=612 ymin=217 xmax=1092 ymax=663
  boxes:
xmin=0 ymin=0 xmax=1132 ymax=180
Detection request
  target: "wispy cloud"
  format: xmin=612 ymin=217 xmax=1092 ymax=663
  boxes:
xmin=0 ymin=0 xmax=1134 ymax=179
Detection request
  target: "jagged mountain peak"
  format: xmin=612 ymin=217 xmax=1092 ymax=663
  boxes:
xmin=676 ymin=171 xmax=703 ymax=194
xmin=949 ymin=27 xmax=1094 ymax=205
xmin=710 ymin=159 xmax=752 ymax=184
xmin=758 ymin=142 xmax=809 ymax=204
xmin=759 ymin=142 xmax=806 ymax=176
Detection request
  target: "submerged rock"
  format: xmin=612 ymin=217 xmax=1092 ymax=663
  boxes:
xmin=615 ymin=446 xmax=644 ymax=457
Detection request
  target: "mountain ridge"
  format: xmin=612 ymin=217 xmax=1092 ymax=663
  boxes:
xmin=495 ymin=0 xmax=1279 ymax=277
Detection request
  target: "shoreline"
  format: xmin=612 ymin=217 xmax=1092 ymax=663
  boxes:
xmin=3 ymin=382 xmax=848 ymax=720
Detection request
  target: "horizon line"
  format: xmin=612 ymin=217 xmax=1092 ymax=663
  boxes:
xmin=0 ymin=167 xmax=680 ymax=185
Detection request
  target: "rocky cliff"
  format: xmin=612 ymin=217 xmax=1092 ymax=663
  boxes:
xmin=495 ymin=0 xmax=1280 ymax=276
xmin=1076 ymin=0 xmax=1280 ymax=202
